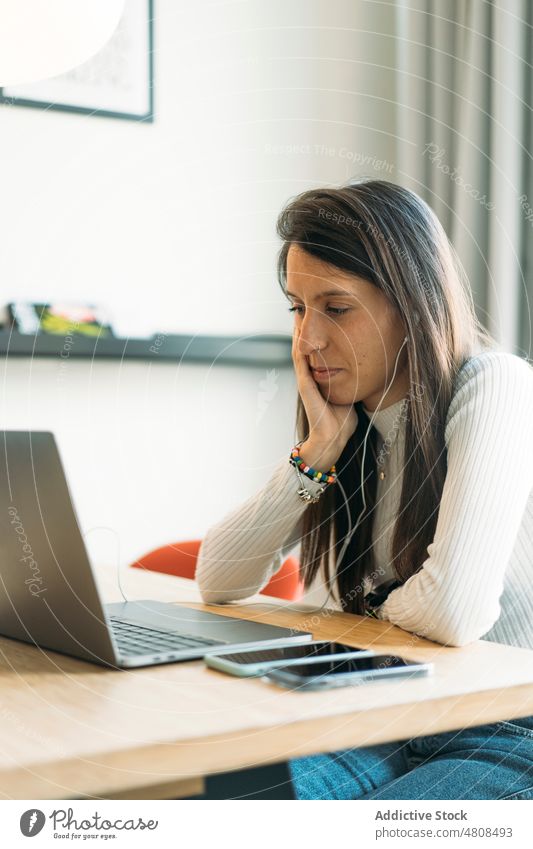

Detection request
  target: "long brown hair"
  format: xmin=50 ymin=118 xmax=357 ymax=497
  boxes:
xmin=276 ymin=179 xmax=494 ymax=613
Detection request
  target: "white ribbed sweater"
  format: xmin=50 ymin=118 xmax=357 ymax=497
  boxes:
xmin=196 ymin=352 xmax=533 ymax=649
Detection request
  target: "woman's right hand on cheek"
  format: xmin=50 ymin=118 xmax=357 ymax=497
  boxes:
xmin=292 ymin=329 xmax=358 ymax=472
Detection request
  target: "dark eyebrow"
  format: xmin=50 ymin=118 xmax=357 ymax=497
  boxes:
xmin=285 ymin=289 xmax=355 ymax=300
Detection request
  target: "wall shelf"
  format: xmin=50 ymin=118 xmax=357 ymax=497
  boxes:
xmin=0 ymin=330 xmax=292 ymax=367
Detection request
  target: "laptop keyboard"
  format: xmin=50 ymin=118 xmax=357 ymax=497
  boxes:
xmin=109 ymin=616 xmax=225 ymax=657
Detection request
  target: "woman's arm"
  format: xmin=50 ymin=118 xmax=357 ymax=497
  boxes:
xmin=196 ymin=458 xmax=318 ymax=604
xmin=376 ymin=352 xmax=533 ymax=646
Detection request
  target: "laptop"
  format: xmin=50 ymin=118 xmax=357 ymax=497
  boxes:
xmin=0 ymin=432 xmax=312 ymax=668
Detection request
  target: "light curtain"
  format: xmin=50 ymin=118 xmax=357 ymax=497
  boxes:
xmin=394 ymin=0 xmax=532 ymax=357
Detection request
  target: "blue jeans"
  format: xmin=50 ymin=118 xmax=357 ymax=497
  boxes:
xmin=289 ymin=714 xmax=533 ymax=800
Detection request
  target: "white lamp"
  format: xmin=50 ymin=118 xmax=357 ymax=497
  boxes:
xmin=0 ymin=0 xmax=126 ymax=86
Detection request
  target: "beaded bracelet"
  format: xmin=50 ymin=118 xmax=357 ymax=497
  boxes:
xmin=289 ymin=444 xmax=337 ymax=485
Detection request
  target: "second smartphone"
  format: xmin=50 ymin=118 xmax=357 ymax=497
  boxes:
xmin=265 ymin=655 xmax=433 ymax=690
xmin=205 ymin=640 xmax=373 ymax=677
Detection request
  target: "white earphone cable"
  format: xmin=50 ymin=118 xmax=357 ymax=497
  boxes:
xmin=302 ymin=335 xmax=409 ymax=613
xmin=135 ymin=337 xmax=409 ymax=616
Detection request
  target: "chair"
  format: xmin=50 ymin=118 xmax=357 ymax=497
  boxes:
xmin=130 ymin=539 xmax=304 ymax=602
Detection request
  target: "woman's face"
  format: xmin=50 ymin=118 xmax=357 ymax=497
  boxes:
xmin=286 ymin=244 xmax=410 ymax=411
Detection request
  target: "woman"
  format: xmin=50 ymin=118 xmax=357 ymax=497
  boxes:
xmin=196 ymin=179 xmax=533 ymax=800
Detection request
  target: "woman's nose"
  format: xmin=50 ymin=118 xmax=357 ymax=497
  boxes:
xmin=296 ymin=316 xmax=326 ymax=357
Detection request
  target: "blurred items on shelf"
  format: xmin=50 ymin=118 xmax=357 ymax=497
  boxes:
xmin=0 ymin=302 xmax=293 ymax=365
xmin=7 ymin=302 xmax=114 ymax=338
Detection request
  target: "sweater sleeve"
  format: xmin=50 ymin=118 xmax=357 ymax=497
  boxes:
xmin=196 ymin=458 xmax=321 ymax=603
xmin=376 ymin=352 xmax=533 ymax=647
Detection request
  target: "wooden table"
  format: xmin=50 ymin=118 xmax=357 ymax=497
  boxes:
xmin=1 ymin=564 xmax=533 ymax=800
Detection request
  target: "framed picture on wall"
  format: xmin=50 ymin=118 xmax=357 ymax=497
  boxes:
xmin=0 ymin=0 xmax=154 ymax=122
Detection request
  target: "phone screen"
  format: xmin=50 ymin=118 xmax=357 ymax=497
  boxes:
xmin=214 ymin=642 xmax=363 ymax=666
xmin=279 ymin=655 xmax=417 ymax=678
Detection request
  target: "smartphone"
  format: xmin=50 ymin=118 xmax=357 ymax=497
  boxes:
xmin=204 ymin=640 xmax=374 ymax=677
xmin=265 ymin=654 xmax=433 ymax=690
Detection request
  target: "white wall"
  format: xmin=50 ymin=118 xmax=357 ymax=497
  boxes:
xmin=1 ymin=356 xmax=299 ymax=568
xmin=0 ymin=0 xmax=396 ymax=571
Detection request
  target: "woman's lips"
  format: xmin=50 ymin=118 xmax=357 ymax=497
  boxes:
xmin=311 ymin=367 xmax=343 ymax=382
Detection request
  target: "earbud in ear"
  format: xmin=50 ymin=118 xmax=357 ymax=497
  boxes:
xmin=413 ymin=310 xmax=420 ymax=325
